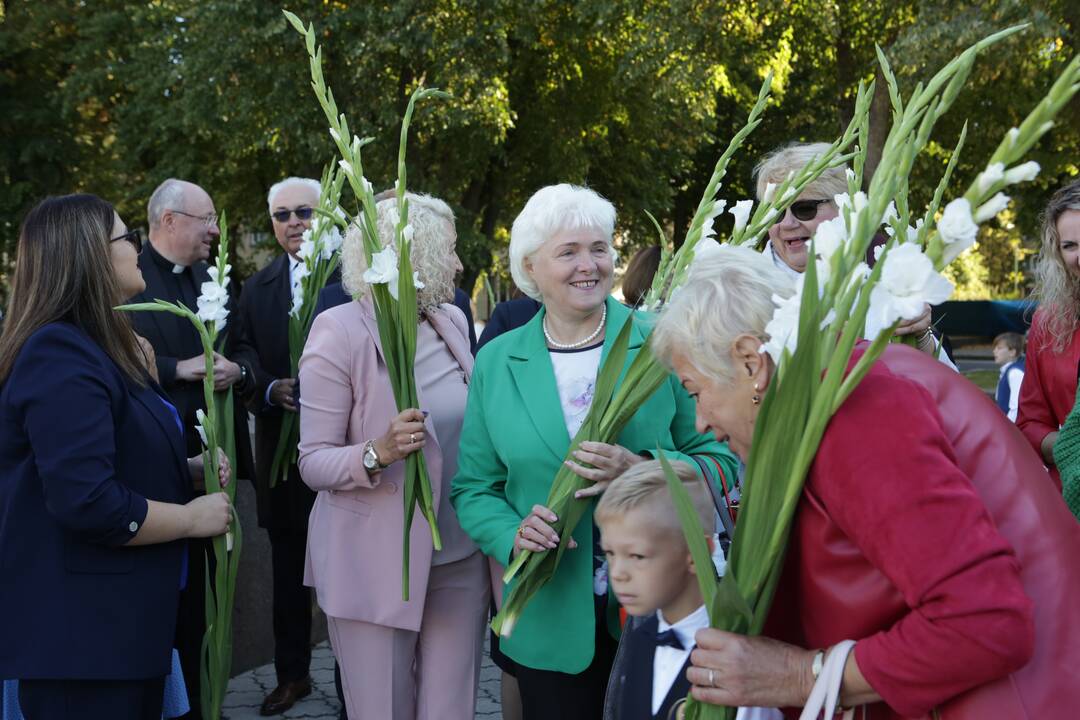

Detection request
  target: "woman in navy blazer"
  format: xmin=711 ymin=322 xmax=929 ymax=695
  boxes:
xmin=0 ymin=195 xmax=232 ymax=720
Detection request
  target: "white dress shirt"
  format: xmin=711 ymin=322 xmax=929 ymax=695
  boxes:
xmin=265 ymin=256 xmax=305 ymax=407
xmin=652 ymin=605 xmax=709 ymax=715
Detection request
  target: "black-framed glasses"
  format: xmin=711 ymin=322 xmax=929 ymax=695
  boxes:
xmin=788 ymin=199 xmax=830 ymax=222
xmin=169 ymin=209 xmax=219 ymax=227
xmin=271 ymin=207 xmax=315 ymax=223
xmin=110 ymin=228 xmax=143 ymax=252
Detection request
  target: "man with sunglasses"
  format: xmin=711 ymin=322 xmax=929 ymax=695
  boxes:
xmin=755 ymin=143 xmax=954 ymax=363
xmin=231 ymin=177 xmax=345 ymax=717
xmin=128 ymin=177 xmax=256 ymax=720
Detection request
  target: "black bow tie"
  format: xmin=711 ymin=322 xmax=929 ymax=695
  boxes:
xmin=655 ymin=628 xmax=684 ymax=651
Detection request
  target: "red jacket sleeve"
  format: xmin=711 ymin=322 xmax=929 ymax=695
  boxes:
xmin=813 ymin=370 xmax=1034 ymax=717
xmin=1017 ymin=313 xmax=1060 ymax=456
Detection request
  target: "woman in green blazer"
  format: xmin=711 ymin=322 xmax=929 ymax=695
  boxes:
xmin=451 ymin=184 xmax=738 ymax=720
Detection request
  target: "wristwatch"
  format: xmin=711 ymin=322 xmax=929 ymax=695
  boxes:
xmin=362 ymin=439 xmax=385 ymax=471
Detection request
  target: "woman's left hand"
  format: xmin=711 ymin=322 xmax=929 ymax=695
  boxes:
xmin=894 ymin=303 xmax=932 ymax=337
xmin=567 ymin=441 xmax=645 ymax=499
xmin=188 ymin=449 xmax=231 ymax=490
xmin=686 ymin=629 xmax=816 ymax=709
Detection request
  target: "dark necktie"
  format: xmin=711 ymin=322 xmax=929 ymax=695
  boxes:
xmin=655 ymin=628 xmax=684 ymax=651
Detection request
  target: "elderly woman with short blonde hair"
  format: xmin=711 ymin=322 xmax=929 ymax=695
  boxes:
xmin=648 ymin=243 xmax=1080 ymax=719
xmin=451 ymin=183 xmax=737 ymax=720
xmin=756 ymin=142 xmax=942 ymax=357
xmin=297 ymin=192 xmax=489 ymax=720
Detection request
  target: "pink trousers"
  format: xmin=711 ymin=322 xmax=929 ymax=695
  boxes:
xmin=326 ymin=551 xmax=490 ymax=720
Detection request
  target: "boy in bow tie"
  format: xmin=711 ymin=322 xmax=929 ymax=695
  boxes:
xmin=597 ymin=460 xmax=780 ymax=720
xmin=596 ymin=459 xmax=713 ymax=720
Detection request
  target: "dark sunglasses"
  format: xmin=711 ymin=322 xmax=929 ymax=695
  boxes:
xmin=271 ymin=207 xmax=314 ymax=223
xmin=787 ymin=199 xmax=830 ymax=222
xmin=110 ymin=228 xmax=143 ymax=252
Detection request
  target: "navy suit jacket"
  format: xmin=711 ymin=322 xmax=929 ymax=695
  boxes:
xmin=0 ymin=323 xmax=189 ymax=680
xmin=476 ymin=297 xmax=542 ymax=352
xmin=313 ymin=282 xmax=478 ymax=354
xmin=606 ymin=615 xmax=692 ymax=720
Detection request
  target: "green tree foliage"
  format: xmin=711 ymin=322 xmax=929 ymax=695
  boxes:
xmin=2 ymin=0 xmax=1076 ymax=304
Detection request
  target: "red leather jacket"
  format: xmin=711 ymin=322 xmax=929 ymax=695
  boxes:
xmin=766 ymin=343 xmax=1080 ymax=719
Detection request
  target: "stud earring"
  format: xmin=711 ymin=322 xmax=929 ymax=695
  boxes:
xmin=751 ymin=394 xmax=761 ymax=406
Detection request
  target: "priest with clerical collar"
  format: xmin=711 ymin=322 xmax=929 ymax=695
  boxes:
xmin=127 ymin=177 xmax=255 ymax=720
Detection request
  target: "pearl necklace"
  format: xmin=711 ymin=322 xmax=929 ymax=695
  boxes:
xmin=544 ymin=304 xmax=607 ymax=350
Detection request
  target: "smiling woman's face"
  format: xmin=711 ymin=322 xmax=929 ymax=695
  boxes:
xmin=525 ymin=226 xmax=614 ymax=316
xmin=766 ymin=192 xmax=839 ymax=273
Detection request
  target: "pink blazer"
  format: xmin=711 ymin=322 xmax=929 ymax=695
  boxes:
xmin=298 ymin=298 xmax=478 ymax=630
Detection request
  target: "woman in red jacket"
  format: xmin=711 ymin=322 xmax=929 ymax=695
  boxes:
xmin=1017 ymin=180 xmax=1080 ymax=489
xmin=650 ymin=244 xmax=1080 ymax=719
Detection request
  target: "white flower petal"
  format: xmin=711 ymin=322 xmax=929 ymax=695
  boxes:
xmin=974 ymin=193 xmax=1011 ymax=223
xmin=938 ymin=198 xmax=979 ymax=265
xmin=1003 ymin=161 xmax=1040 ymax=186
xmin=729 ymin=200 xmax=753 ymax=233
xmin=976 ymin=162 xmax=1005 ymax=195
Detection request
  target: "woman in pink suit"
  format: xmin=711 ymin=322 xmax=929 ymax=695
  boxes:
xmin=297 ymin=193 xmax=490 ymax=720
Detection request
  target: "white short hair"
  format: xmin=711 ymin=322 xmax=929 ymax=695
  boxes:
xmin=267 ymin=177 xmax=321 ymax=212
xmin=754 ymin=142 xmax=848 ymax=202
xmin=340 ymin=193 xmax=457 ymax=311
xmin=147 ymin=178 xmax=187 ymax=228
xmin=651 ymin=244 xmax=794 ymax=383
xmin=509 ymin=183 xmax=617 ymax=300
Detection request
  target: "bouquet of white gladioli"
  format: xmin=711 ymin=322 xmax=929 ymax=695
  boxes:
xmin=667 ymin=28 xmax=1080 ymax=720
xmin=268 ymin=165 xmax=347 ymax=488
xmin=285 ymin=9 xmax=449 ymax=600
xmin=117 ymin=214 xmax=242 ymax=720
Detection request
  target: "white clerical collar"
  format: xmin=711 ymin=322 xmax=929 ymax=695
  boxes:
xmin=763 ymin=240 xmax=803 ymax=282
xmin=171 ymin=263 xmax=186 ymax=274
xmin=657 ymin=604 xmax=709 ymax=651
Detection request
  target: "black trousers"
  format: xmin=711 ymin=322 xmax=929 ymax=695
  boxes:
xmin=174 ymin=537 xmax=209 ymax=720
xmin=515 ymin=620 xmax=618 ymax=720
xmin=18 ymin=677 xmax=165 ymax=720
xmin=267 ymin=525 xmax=313 ymax=683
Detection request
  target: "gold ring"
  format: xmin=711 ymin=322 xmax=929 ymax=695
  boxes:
xmin=410 ymin=433 xmax=416 ymax=443
xmin=708 ymin=669 xmax=716 ymax=687
xmin=517 ymin=526 xmax=525 ymax=537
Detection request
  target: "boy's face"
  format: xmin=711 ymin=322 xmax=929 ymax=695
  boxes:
xmin=599 ymin=504 xmax=698 ymax=618
xmin=993 ymin=341 xmax=1018 ymax=365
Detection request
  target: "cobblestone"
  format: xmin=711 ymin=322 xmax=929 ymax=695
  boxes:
xmin=223 ymin=639 xmax=503 ymax=720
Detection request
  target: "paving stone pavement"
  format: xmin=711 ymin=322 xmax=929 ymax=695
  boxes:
xmin=223 ymin=639 xmax=503 ymax=719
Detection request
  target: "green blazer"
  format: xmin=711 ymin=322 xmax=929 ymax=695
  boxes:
xmin=451 ymin=296 xmax=738 ymax=673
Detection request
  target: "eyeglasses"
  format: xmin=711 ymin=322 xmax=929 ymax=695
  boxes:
xmin=110 ymin=228 xmax=143 ymax=252
xmin=787 ymin=199 xmax=831 ymax=222
xmin=271 ymin=207 xmax=315 ymax=223
xmin=169 ymin=209 xmax=219 ymax=227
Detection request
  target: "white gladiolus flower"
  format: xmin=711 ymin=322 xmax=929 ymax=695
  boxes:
xmin=865 ymin=243 xmax=953 ymax=340
xmin=761 ymin=289 xmax=802 ymax=363
xmin=195 ymin=409 xmax=209 ymax=447
xmin=329 ymin=128 xmax=341 ymax=144
xmin=321 ymin=227 xmax=344 ymax=259
xmin=976 ymin=162 xmax=1005 ymax=194
xmin=289 ymin=290 xmax=304 ymax=318
xmin=974 ymin=193 xmax=1011 ymax=223
xmin=780 ymin=186 xmax=798 ymax=203
xmin=1007 ymin=127 xmax=1020 ymax=148
xmin=730 ymin=200 xmax=753 ymax=232
xmin=361 ymin=177 xmax=373 ymax=195
xmin=338 ymin=159 xmax=354 ymax=176
xmin=938 ymin=198 xmax=979 ymax=264
xmin=364 ymin=246 xmax=398 ymax=286
xmin=351 ymin=134 xmax=363 ymax=154
xmin=813 ymin=215 xmax=847 ymax=261
xmin=701 ymin=199 xmax=727 ymax=240
xmin=1003 ymin=161 xmax=1040 ymax=185
xmin=881 ymin=201 xmax=899 ymax=227
xmin=763 ymin=183 xmax=777 ymax=203
xmin=297 ymin=238 xmax=317 ymax=261
xmin=845 ymin=168 xmax=856 ymax=181
xmin=402 ymin=223 xmax=415 ymax=243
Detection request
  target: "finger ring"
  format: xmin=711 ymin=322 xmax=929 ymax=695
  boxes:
xmin=517 ymin=526 xmax=525 ymax=537
xmin=707 ymin=669 xmax=716 ymax=687
xmin=410 ymin=433 xmax=416 ymax=443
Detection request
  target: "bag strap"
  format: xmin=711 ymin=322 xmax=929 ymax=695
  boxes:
xmin=799 ymin=640 xmax=858 ymax=720
xmin=693 ymin=455 xmax=736 ymax=540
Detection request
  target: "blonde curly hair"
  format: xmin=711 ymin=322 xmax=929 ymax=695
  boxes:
xmin=1032 ymin=180 xmax=1080 ymax=352
xmin=341 ymin=193 xmax=458 ymax=312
